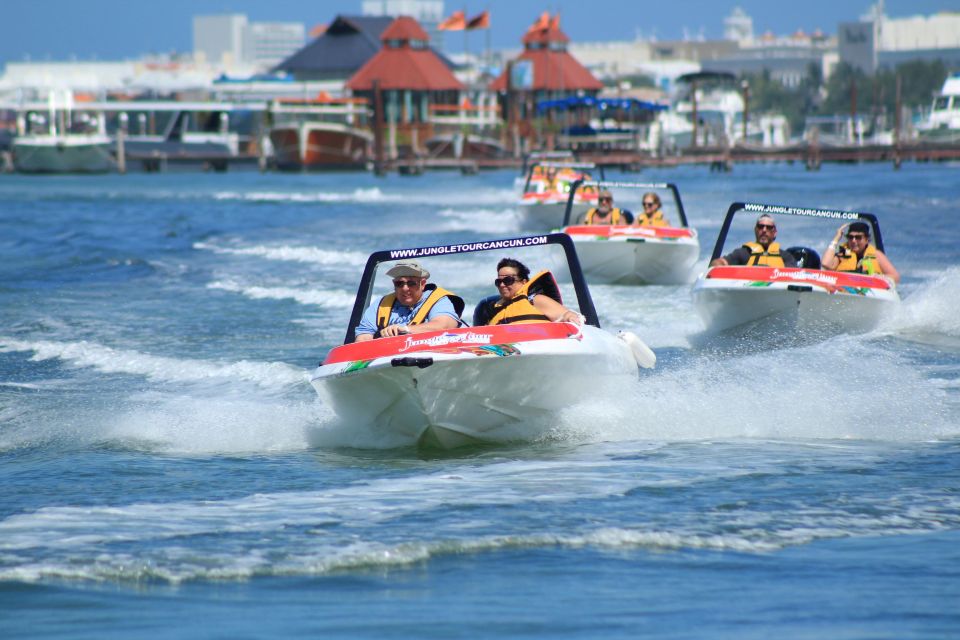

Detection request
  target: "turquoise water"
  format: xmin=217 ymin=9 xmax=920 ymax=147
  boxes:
xmin=1 ymin=164 xmax=959 ymax=638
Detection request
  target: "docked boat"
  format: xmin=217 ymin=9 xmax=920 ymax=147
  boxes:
xmin=309 ymin=233 xmax=655 ymax=449
xmin=517 ymin=161 xmax=602 ymax=230
xmin=12 ymin=92 xmax=114 ymax=173
xmin=558 ymin=181 xmax=700 ymax=285
xmin=692 ymin=202 xmax=900 ymax=335
xmin=917 ymin=72 xmax=960 ymax=142
xmin=267 ymin=99 xmax=373 ymax=171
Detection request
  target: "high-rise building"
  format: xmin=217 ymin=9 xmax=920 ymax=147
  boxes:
xmin=193 ymin=14 xmax=305 ymax=70
xmin=194 ymin=15 xmax=248 ymax=66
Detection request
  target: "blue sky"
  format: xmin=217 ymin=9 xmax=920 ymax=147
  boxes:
xmin=2 ymin=0 xmax=957 ymax=64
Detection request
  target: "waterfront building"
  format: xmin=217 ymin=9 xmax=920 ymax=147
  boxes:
xmin=490 ymin=14 xmax=603 ymax=119
xmin=345 ymin=16 xmax=464 ymax=155
xmin=274 ymin=16 xmax=394 ymax=82
xmin=361 ymin=0 xmax=445 ymax=50
xmin=840 ymin=7 xmax=960 ymax=73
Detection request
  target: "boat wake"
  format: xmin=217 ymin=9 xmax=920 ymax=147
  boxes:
xmin=0 ymin=337 xmax=305 ymax=390
xmin=194 ymin=241 xmax=369 ymax=267
xmin=207 ymin=279 xmax=356 ymax=309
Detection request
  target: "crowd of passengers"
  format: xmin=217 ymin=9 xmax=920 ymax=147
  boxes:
xmin=356 ymin=212 xmax=899 ymax=342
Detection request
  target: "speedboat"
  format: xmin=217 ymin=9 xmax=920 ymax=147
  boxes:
xmin=557 ymin=181 xmax=700 ymax=285
xmin=309 ymin=233 xmax=655 ymax=450
xmin=692 ymin=202 xmax=900 ymax=335
xmin=516 ymin=161 xmax=602 ymax=230
xmin=513 ymin=151 xmax=576 ymax=191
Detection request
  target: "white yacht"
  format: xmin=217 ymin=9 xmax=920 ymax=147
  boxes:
xmin=917 ymin=73 xmax=960 ymax=141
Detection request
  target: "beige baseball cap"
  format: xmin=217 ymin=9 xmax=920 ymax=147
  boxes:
xmin=386 ymin=261 xmax=430 ymax=279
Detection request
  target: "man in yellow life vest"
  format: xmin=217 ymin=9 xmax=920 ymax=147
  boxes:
xmin=354 ymin=261 xmax=463 ymax=342
xmin=822 ymin=221 xmax=900 ymax=283
xmin=710 ymin=214 xmax=797 ymax=267
xmin=577 ymin=189 xmax=635 ymax=225
xmin=634 ymin=192 xmax=670 ymax=227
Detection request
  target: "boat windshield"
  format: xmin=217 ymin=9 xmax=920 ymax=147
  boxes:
xmin=342 ymin=234 xmax=599 ymax=343
xmin=563 ymin=180 xmax=690 ymax=227
xmin=522 ymin=161 xmax=601 ymax=195
xmin=707 ymin=203 xmax=884 ymax=265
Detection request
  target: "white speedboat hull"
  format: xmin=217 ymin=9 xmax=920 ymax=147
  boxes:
xmin=310 ymin=323 xmax=644 ymax=449
xmin=563 ymin=225 xmax=701 ymax=285
xmin=692 ymin=266 xmax=900 ymax=334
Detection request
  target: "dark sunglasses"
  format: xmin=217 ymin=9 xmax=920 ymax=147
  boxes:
xmin=756 ymin=223 xmax=776 ymax=230
xmin=642 ymin=201 xmax=657 ymax=207
xmin=846 ymin=233 xmax=867 ymax=241
xmin=598 ymin=197 xmax=613 ymax=203
xmin=393 ymin=279 xmax=422 ymax=288
xmin=494 ymin=275 xmax=522 ymax=287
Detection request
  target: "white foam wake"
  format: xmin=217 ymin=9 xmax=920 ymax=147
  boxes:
xmin=194 ymin=242 xmax=368 ymax=266
xmin=212 ymin=187 xmax=391 ymax=203
xmin=886 ymin=265 xmax=960 ymax=339
xmin=207 ymin=280 xmax=355 ymax=308
xmin=0 ymin=337 xmax=306 ymax=389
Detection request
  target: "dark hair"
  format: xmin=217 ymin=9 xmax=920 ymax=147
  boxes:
xmin=848 ymin=221 xmax=870 ymax=236
xmin=497 ymin=258 xmax=530 ymax=280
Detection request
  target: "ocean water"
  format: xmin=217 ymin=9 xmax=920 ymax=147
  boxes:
xmin=1 ymin=163 xmax=958 ymax=638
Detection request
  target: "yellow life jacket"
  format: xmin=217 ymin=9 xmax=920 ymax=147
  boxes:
xmin=835 ymin=243 xmax=881 ymax=275
xmin=743 ymin=241 xmax=785 ymax=267
xmin=485 ymin=271 xmax=562 ymax=326
xmin=637 ymin=209 xmax=668 ymax=227
xmin=376 ymin=284 xmax=464 ymax=330
xmin=584 ymin=207 xmax=624 ymax=225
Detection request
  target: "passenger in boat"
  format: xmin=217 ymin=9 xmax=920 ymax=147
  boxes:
xmin=822 ymin=221 xmax=900 ymax=283
xmin=578 ymin=189 xmax=634 ymax=225
xmin=354 ymin=261 xmax=464 ymax=342
xmin=710 ymin=214 xmax=797 ymax=267
xmin=633 ymin=192 xmax=669 ymax=227
xmin=473 ymin=258 xmax=583 ymax=326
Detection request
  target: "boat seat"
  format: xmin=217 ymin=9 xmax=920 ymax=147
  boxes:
xmin=785 ymin=246 xmax=821 ymax=269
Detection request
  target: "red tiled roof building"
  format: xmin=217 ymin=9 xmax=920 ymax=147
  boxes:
xmin=490 ymin=13 xmax=603 ymax=95
xmin=346 ymin=16 xmax=464 ymax=125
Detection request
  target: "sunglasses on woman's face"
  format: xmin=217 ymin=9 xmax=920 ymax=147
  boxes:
xmin=494 ymin=275 xmax=521 ymax=287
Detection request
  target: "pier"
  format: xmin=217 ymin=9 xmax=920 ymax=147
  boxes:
xmin=380 ymin=139 xmax=960 ymax=175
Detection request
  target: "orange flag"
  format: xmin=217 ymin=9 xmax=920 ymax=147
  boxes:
xmin=527 ymin=11 xmax=550 ymax=33
xmin=438 ymin=10 xmax=466 ymax=31
xmin=466 ymin=10 xmax=490 ymax=30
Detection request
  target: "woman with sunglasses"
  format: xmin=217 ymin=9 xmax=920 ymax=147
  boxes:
xmin=633 ymin=192 xmax=670 ymax=227
xmin=472 ymin=258 xmax=583 ymax=326
xmin=822 ymin=222 xmax=900 ymax=283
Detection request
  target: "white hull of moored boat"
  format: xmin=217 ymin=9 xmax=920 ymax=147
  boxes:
xmin=310 ymin=324 xmax=642 ymax=449
xmin=692 ymin=266 xmax=900 ymax=334
xmin=564 ymin=226 xmax=700 ymax=285
xmin=13 ymin=134 xmax=114 ymax=173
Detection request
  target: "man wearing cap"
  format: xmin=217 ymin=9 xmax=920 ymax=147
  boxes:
xmin=710 ymin=214 xmax=797 ymax=268
xmin=822 ymin=221 xmax=900 ymax=283
xmin=577 ymin=189 xmax=634 ymax=225
xmin=354 ymin=261 xmax=464 ymax=342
